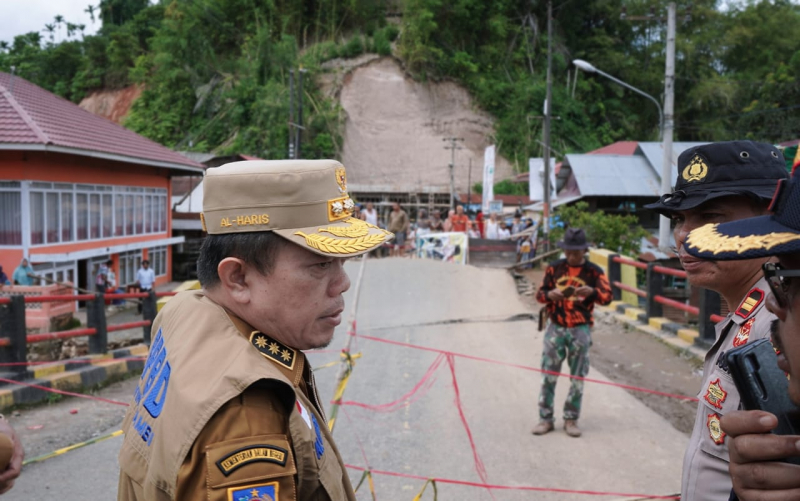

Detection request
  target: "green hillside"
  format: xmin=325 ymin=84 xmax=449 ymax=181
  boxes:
xmin=2 ymin=0 xmax=799 ymax=170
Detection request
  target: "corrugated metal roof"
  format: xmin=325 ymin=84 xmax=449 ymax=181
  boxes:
xmin=636 ymin=142 xmax=708 ymax=187
xmin=565 ymin=154 xmax=661 ymax=197
xmin=0 ymin=72 xmax=203 ymax=171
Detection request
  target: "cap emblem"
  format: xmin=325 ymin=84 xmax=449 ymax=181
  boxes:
xmin=335 ymin=167 xmax=348 ymax=193
xmin=682 ymin=155 xmax=709 ymax=183
xmin=686 ymin=223 xmax=800 ymax=254
xmin=329 ymin=196 xmax=355 ymax=221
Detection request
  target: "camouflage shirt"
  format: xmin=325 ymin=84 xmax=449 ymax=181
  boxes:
xmin=536 ymin=259 xmax=613 ymax=327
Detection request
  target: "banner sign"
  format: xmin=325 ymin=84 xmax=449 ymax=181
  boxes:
xmin=415 ymin=232 xmax=469 ymax=265
xmin=482 ymin=145 xmax=495 ymax=213
xmin=528 ymin=157 xmax=557 ymax=202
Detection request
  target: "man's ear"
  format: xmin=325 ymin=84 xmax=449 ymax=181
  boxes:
xmin=217 ymin=257 xmax=250 ymax=304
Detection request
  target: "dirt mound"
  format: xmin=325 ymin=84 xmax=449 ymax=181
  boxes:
xmin=338 ymin=57 xmax=515 ymax=193
xmin=79 ymin=85 xmax=142 ymax=124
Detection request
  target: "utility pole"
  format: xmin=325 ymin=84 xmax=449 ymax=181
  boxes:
xmin=542 ymin=0 xmax=553 ymax=251
xmin=288 ymin=70 xmax=295 ymax=159
xmin=296 ymin=68 xmax=308 ymax=159
xmin=467 ymin=157 xmax=473 ymax=207
xmin=443 ymin=137 xmax=464 ymax=209
xmin=658 ymin=2 xmax=676 ymax=251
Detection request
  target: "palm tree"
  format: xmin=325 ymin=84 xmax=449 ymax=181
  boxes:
xmin=85 ymin=4 xmax=96 ymax=23
xmin=0 ymin=41 xmax=8 ymax=53
xmin=54 ymin=15 xmax=64 ymax=42
xmin=66 ymin=22 xmax=77 ymax=39
xmin=44 ymin=23 xmax=55 ymax=42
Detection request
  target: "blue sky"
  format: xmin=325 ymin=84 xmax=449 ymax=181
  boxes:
xmin=0 ymin=0 xmax=100 ymax=45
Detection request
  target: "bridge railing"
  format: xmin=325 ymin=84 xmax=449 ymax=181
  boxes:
xmin=589 ymin=249 xmax=723 ymax=347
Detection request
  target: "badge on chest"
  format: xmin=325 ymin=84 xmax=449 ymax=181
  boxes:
xmin=227 ymin=481 xmax=279 ymax=501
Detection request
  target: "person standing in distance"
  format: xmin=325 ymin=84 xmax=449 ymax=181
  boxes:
xmin=644 ymin=140 xmax=788 ymax=501
xmin=532 ymin=228 xmax=612 ymax=438
xmin=117 ymin=160 xmax=392 ymax=500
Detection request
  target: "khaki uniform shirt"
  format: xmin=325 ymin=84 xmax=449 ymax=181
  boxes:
xmin=681 ymin=279 xmax=775 ymax=501
xmin=117 ymin=291 xmax=356 ymax=501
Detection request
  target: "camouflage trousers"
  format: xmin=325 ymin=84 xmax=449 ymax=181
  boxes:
xmin=537 ymin=322 xmax=592 ymax=422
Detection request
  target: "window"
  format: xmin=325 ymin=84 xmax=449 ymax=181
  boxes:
xmin=114 ymin=194 xmax=124 ymax=236
xmin=148 ymin=246 xmax=167 ymax=276
xmin=24 ymin=182 xmax=169 ymax=245
xmin=119 ymin=250 xmax=143 ymax=286
xmin=61 ymin=193 xmax=73 ymax=242
xmin=46 ymin=193 xmax=59 ymax=243
xmin=30 ymin=192 xmax=44 ymax=245
xmin=0 ymin=191 xmax=22 ymax=245
xmin=102 ymin=194 xmax=113 ymax=238
xmin=90 ymin=194 xmax=101 ymax=239
xmin=135 ymin=195 xmax=144 ymax=234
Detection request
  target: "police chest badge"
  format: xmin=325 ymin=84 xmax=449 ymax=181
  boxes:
xmin=226 ymin=481 xmax=278 ymax=501
xmin=703 ymin=379 xmax=727 ymax=409
xmin=733 ymin=318 xmax=755 ymax=347
xmin=707 ymin=413 xmax=726 ymax=445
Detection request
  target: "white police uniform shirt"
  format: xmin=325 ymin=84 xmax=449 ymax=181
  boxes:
xmin=137 ymin=267 xmax=156 ymax=290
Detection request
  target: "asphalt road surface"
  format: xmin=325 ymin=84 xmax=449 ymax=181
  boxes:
xmin=5 ymin=258 xmax=687 ymax=500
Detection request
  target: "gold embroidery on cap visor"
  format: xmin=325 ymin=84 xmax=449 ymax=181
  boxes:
xmin=686 ymin=223 xmax=800 ymax=255
xmin=282 ymin=217 xmax=393 ymax=257
xmin=682 ymin=154 xmax=709 ymax=183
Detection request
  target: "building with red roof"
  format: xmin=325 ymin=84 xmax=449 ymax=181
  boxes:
xmin=0 ymin=71 xmax=203 ymax=291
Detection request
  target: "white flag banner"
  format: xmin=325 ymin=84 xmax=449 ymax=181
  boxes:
xmin=528 ymin=157 xmax=557 ymax=202
xmin=482 ymin=145 xmax=496 ymax=213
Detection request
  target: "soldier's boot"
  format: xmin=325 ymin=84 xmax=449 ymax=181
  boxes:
xmin=531 ymin=421 xmax=554 ymax=435
xmin=564 ymin=419 xmax=581 ymax=438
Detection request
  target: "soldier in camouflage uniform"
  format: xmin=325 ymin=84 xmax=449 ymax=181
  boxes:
xmin=533 ymin=228 xmax=612 ymax=437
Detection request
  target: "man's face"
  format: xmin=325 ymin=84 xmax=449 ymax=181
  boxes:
xmin=367 ymin=203 xmax=373 ymax=210
xmin=393 ymin=203 xmax=400 ymax=211
xmin=672 ymin=196 xmax=764 ymax=292
xmin=564 ymin=249 xmax=585 ymax=266
xmin=766 ymin=253 xmax=800 ymax=405
xmin=242 ymin=244 xmax=350 ymax=350
xmin=456 ymin=206 xmax=464 ymax=215
xmin=143 ymin=262 xmax=149 ymax=269
xmin=22 ymin=260 xmax=28 ymax=267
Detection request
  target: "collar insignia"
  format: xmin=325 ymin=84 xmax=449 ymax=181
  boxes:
xmin=704 ymin=378 xmax=727 ymax=410
xmin=249 ymin=331 xmax=296 ymax=370
xmin=733 ymin=317 xmax=754 ymax=347
xmin=735 ymin=288 xmax=764 ymax=319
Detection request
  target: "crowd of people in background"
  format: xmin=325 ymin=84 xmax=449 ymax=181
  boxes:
xmin=354 ymin=201 xmax=539 ymax=261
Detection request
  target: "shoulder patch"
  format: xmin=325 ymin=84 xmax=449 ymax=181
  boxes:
xmin=735 ymin=288 xmax=765 ymax=319
xmin=249 ymin=332 xmax=296 ymax=370
xmin=216 ymin=445 xmax=288 ymax=476
xmin=227 ymin=481 xmax=279 ymax=501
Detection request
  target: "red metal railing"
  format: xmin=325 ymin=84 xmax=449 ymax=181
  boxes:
xmin=107 ymin=320 xmax=151 ymax=332
xmin=613 ymin=281 xmax=647 ymax=298
xmin=652 ymin=265 xmax=688 ymax=279
xmin=612 ymin=256 xmax=648 ymax=270
xmin=27 ymin=328 xmax=98 ymax=344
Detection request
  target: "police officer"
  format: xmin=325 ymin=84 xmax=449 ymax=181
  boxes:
xmin=644 ymin=141 xmax=787 ymax=500
xmin=683 ymin=160 xmax=800 ymax=500
xmin=117 ymin=160 xmax=393 ymax=500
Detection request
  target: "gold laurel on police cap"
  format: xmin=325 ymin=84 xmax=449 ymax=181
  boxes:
xmin=201 ymin=159 xmax=393 ymax=257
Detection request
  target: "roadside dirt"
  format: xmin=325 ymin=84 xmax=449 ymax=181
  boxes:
xmin=516 ymin=268 xmax=703 ymax=435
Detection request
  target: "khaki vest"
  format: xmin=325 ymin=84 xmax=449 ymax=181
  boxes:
xmin=117 ymin=291 xmax=355 ymax=500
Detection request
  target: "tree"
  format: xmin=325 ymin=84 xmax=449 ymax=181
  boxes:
xmin=85 ymin=4 xmax=96 ymax=23
xmin=54 ymin=15 xmax=64 ymax=41
xmin=550 ymin=201 xmax=649 ymax=258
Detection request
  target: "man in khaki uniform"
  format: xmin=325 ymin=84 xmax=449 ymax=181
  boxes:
xmin=645 ymin=141 xmax=787 ymax=500
xmin=117 ymin=160 xmax=393 ymax=501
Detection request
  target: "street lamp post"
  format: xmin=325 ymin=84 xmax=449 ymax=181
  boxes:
xmin=573 ymin=58 xmax=672 ymax=250
xmin=573 ymin=59 xmax=663 ymax=140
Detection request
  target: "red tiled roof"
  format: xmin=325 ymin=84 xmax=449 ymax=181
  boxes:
xmin=0 ymin=72 xmax=202 ymax=171
xmin=588 ymin=141 xmax=639 ymax=155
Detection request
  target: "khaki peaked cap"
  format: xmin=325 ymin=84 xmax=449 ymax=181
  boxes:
xmin=201 ymin=159 xmax=393 ymax=257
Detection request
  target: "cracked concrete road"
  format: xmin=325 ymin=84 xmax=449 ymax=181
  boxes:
xmin=5 ymin=258 xmax=686 ymax=500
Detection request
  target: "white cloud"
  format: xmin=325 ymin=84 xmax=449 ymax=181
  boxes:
xmin=0 ymin=0 xmax=101 ymax=45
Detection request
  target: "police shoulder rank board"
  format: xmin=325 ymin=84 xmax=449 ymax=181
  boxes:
xmin=735 ymin=288 xmax=764 ymax=319
xmin=249 ymin=332 xmax=296 ymax=370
